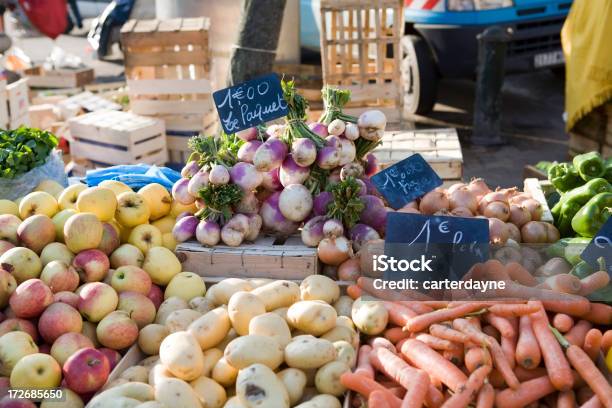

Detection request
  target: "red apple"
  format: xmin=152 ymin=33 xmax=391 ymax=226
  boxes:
xmin=51 ymin=333 xmax=94 ymax=366
xmin=40 ymin=261 xmax=79 ymax=293
xmin=16 ymin=214 xmax=55 ymax=254
xmin=9 ymin=279 xmax=53 ymax=319
xmin=63 ymin=348 xmax=110 ymax=394
xmin=97 ymin=223 xmax=120 ymax=256
xmin=95 ymin=311 xmax=139 ymax=350
xmin=38 ymin=344 xmax=51 ymax=354
xmin=0 ymin=377 xmax=9 ymax=398
xmin=0 ymin=318 xmax=38 ymax=342
xmin=0 ymin=396 xmax=36 ymax=408
xmin=72 ymin=249 xmax=109 ymax=283
xmin=146 ymin=284 xmax=164 ymax=309
xmin=77 ymin=282 xmax=118 ymax=323
xmin=38 ymin=302 xmax=83 ymax=344
xmin=117 ymin=291 xmax=156 ymax=328
xmin=0 ymin=242 xmax=14 ymax=258
xmin=97 ymin=348 xmax=121 ymax=370
xmin=53 ymin=291 xmax=80 ymax=308
xmin=110 ymin=265 xmax=152 ymax=295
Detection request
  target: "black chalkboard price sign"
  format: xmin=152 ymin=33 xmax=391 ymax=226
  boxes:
xmin=581 ymin=217 xmax=612 ymax=276
xmin=370 ymin=153 xmax=443 ymax=209
xmin=213 ymin=73 xmax=289 ymax=134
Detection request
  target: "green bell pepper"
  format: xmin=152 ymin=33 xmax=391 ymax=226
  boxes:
xmin=546 ymin=237 xmax=572 ymax=258
xmin=557 ymin=201 xmax=583 ymax=237
xmin=571 ymin=192 xmax=612 ymax=237
xmin=563 ymin=237 xmax=592 ymax=265
xmin=573 ymin=152 xmax=605 ymax=181
xmin=551 ymin=177 xmax=612 ymax=219
xmin=605 ymin=158 xmax=612 ymax=183
xmin=548 ymin=162 xmax=582 ymax=192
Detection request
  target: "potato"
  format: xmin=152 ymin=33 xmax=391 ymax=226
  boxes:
xmin=223 ymin=396 xmax=246 ymax=408
xmin=351 ymin=297 xmax=388 ymax=335
xmin=248 ymin=278 xmax=273 ymax=288
xmin=333 ymin=340 xmax=356 ymax=367
xmin=235 ymin=364 xmax=290 ymax=408
xmin=300 ymin=275 xmax=340 ymax=304
xmin=302 ymin=369 xmax=317 ymax=387
xmin=138 ymin=324 xmax=168 ymax=355
xmin=135 ymin=402 xmax=166 ymax=408
xmin=333 ymin=296 xmax=353 ymax=317
xmin=297 ymin=387 xmax=318 ymax=403
xmin=89 ymin=397 xmax=141 ymax=408
xmin=189 ymin=296 xmax=215 ymax=314
xmin=120 ymin=366 xmax=149 ymax=383
xmin=321 ymin=326 xmax=359 ymax=350
xmin=272 ymin=307 xmax=289 ymax=323
xmin=155 ymin=378 xmax=202 ymax=408
xmin=164 ymin=272 xmax=206 ymax=302
xmin=188 ymin=306 xmax=231 ymax=350
xmin=248 ymin=312 xmax=291 ymax=348
xmin=201 ymin=348 xmax=223 ymax=377
xmin=216 ymin=328 xmax=238 ymax=351
xmin=89 ymin=383 xmax=155 ymax=407
xmin=190 ymin=376 xmax=227 ymax=408
xmin=159 ymin=331 xmax=204 ymax=381
xmin=139 ymin=355 xmax=160 ymax=368
xmin=148 ymin=363 xmax=174 ymax=387
xmin=277 ymin=368 xmax=307 ymax=405
xmin=165 ymin=309 xmax=202 ymax=333
xmin=224 ymin=335 xmax=284 ymax=370
xmin=155 ymin=297 xmax=189 ymax=324
xmin=206 ymin=278 xmax=252 ymax=305
xmin=101 ymin=378 xmax=128 ymax=391
xmin=315 ymin=361 xmax=349 ymax=396
xmin=284 ymin=336 xmax=337 ymax=369
xmin=251 ymin=280 xmax=300 ymax=311
xmin=212 ymin=357 xmax=238 ymax=387
xmin=294 ymin=394 xmax=341 ymax=408
xmin=287 ymin=301 xmax=337 ymax=336
xmin=228 ymin=291 xmax=266 ymax=335
xmin=335 ymin=315 xmax=355 ymax=330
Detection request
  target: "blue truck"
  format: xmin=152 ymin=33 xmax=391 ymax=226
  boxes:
xmin=301 ymin=0 xmax=571 ymax=114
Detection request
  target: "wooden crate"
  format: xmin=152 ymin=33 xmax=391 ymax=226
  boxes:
xmin=23 ymin=66 xmax=94 ymax=88
xmin=373 ymin=128 xmax=463 ymax=180
xmin=163 ymin=110 xmax=219 ymax=165
xmin=175 ymin=235 xmax=319 ymax=280
xmin=68 ymin=110 xmax=167 ymax=166
xmin=523 ymin=178 xmax=554 ymax=223
xmin=274 ymin=63 xmax=323 ymax=109
xmin=319 ymin=0 xmax=403 ymax=122
xmin=0 ymin=78 xmax=30 ymax=128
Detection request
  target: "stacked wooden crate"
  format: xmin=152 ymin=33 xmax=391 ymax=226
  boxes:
xmin=569 ymin=103 xmax=612 ymax=158
xmin=120 ymin=18 xmax=216 ymax=165
xmin=319 ymin=0 xmax=404 ymax=122
xmin=22 ymin=66 xmax=94 ymax=89
xmin=0 ymin=79 xmax=30 ymax=129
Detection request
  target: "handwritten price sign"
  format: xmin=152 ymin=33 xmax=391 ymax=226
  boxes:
xmin=213 ymin=74 xmax=288 ymax=134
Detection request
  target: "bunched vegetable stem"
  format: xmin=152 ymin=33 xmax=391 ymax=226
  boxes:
xmin=282 ymin=80 xmax=326 ymax=149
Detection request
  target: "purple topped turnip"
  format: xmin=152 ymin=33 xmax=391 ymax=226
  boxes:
xmin=327 ymin=119 xmax=346 ymax=136
xmin=349 ymin=223 xmax=380 ymax=251
xmin=244 ymin=214 xmax=262 ymax=242
xmin=172 ymin=178 xmax=196 ymax=205
xmin=340 ymin=162 xmax=364 ymax=180
xmin=309 ymin=122 xmax=329 ymax=138
xmin=280 ymin=155 xmax=310 ymax=187
xmin=221 ymin=214 xmax=250 ymax=247
xmin=234 ymin=191 xmax=260 ymax=215
xmin=236 ymin=127 xmax=258 ymax=141
xmin=266 ymin=124 xmax=285 ymax=139
xmin=313 ymin=191 xmax=333 ymax=216
xmin=359 ymin=195 xmax=387 ymax=235
xmin=187 ymin=170 xmax=209 ymax=196
xmin=344 ymin=123 xmax=359 ymax=141
xmin=253 ymin=138 xmax=288 ymax=172
xmin=364 ymin=153 xmax=378 ymax=177
xmin=195 ymin=220 xmax=220 ymax=247
xmin=175 ymin=211 xmax=192 ymax=222
xmin=328 ymin=168 xmax=341 ymax=185
xmin=209 ymin=165 xmax=230 ymax=185
xmin=181 ymin=161 xmax=200 ymax=179
xmin=173 ymin=215 xmax=199 ymax=242
xmin=237 ymin=140 xmax=263 ymax=163
xmin=230 ymin=162 xmax=263 ymax=191
xmin=338 ymin=137 xmax=356 ymax=166
xmin=354 ymin=179 xmax=367 ymax=196
xmin=278 ymin=184 xmax=313 ymax=222
xmin=358 ymin=110 xmax=387 ymax=133
xmin=261 ymin=168 xmax=282 ymax=191
xmin=323 ymin=219 xmax=344 ymax=238
xmin=360 ymin=177 xmax=381 ymax=197
xmin=260 ymin=192 xmax=299 ymax=235
xmin=291 ymin=138 xmax=317 ymax=168
xmin=316 ymin=146 xmax=340 ymax=170
xmin=301 ymin=216 xmax=326 ymax=247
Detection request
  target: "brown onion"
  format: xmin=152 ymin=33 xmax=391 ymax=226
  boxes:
xmin=449 ymin=187 xmax=478 ymax=213
xmin=509 ymin=193 xmax=532 ymax=205
xmin=434 ymin=209 xmax=452 ymax=216
xmin=419 ymin=191 xmax=450 ymax=215
xmin=398 ymin=207 xmax=421 ymax=214
xmin=447 ymin=182 xmax=467 ymax=195
xmin=483 ymin=201 xmax=510 ymax=221
xmin=338 ymin=258 xmax=361 ymax=281
xmin=467 ymin=178 xmax=491 ymax=198
xmin=506 ymin=222 xmax=521 ymax=242
xmin=318 ymin=236 xmax=352 ymax=266
xmin=521 ymin=199 xmax=543 ymax=221
xmin=489 ymin=218 xmax=509 ymax=245
xmin=543 ymin=223 xmax=560 ymax=243
xmin=451 ymin=207 xmax=474 ymax=217
xmin=520 ymin=221 xmax=547 ymax=244
xmin=405 ymin=200 xmax=419 ymax=210
xmin=508 ymin=204 xmax=531 ymax=227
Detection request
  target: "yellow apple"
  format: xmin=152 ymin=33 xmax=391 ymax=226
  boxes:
xmin=40 ymin=242 xmax=74 ymax=266
xmin=35 ymin=180 xmax=65 ymax=199
xmin=40 ymin=387 xmax=84 ymax=408
xmin=170 ymin=200 xmax=197 ymax=218
xmin=52 ymin=208 xmax=77 ymax=242
xmin=142 ymin=246 xmax=181 ymax=285
xmin=0 ymin=331 xmax=38 ymax=376
xmin=10 ymin=353 xmax=61 ymax=388
xmin=99 ymin=180 xmax=132 ymax=196
xmin=152 ymin=215 xmax=176 ymax=234
xmin=128 ymin=224 xmax=162 ymax=254
xmin=162 ymin=232 xmax=177 ymax=251
xmin=0 ymin=247 xmax=42 ymax=282
xmin=19 ymin=191 xmax=59 ymax=219
xmin=64 ymin=213 xmax=104 ymax=253
xmin=164 ymin=272 xmax=206 ymax=302
xmin=139 ymin=183 xmax=172 ymax=221
xmin=76 ymin=187 xmax=117 ymax=222
xmin=0 ymin=200 xmax=19 ymax=217
xmin=115 ymin=192 xmax=150 ymax=227
xmin=109 ymin=243 xmax=144 ymax=269
xmin=58 ymin=184 xmax=87 ymax=210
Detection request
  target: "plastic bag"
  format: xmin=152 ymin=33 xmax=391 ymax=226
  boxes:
xmin=0 ymin=150 xmax=68 ymax=200
xmin=86 ymin=164 xmax=181 ymax=191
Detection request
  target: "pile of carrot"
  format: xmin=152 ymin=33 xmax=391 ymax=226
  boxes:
xmin=342 ymin=261 xmax=612 ymax=408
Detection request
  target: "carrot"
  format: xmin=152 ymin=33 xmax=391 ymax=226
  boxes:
xmin=583 ymin=329 xmax=603 ymax=361
xmin=501 ymin=333 xmax=517 ymax=370
xmin=415 ymin=333 xmax=455 ymax=351
xmin=505 ymin=262 xmax=538 ymax=286
xmin=340 ymin=372 xmax=401 ymax=408
xmin=369 ymin=390 xmax=393 ymax=408
xmin=580 ymin=395 xmax=604 ymax=408
xmin=558 ymin=390 xmax=577 ymax=408
xmin=464 ymin=346 xmax=491 ymax=373
xmin=347 ymin=284 xmax=363 ymax=300
xmin=404 ymin=303 xmax=486 ymax=333
xmin=475 ymin=382 xmax=495 ymax=408
xmin=582 ymin=303 xmax=612 ymax=325
xmin=482 ymin=325 xmax=500 ymax=342
xmin=400 ymin=339 xmax=468 ymax=392
xmin=370 ymin=337 xmax=397 ymax=353
xmin=514 ymin=366 xmax=548 ymax=382
xmin=429 ymin=324 xmax=469 ymax=343
xmin=477 ymin=259 xmax=511 ymax=282
xmin=553 ymin=313 xmax=575 ymax=333
xmin=355 ymin=345 xmax=375 ymax=378
xmin=578 ymin=388 xmax=596 ymax=406
xmin=385 ymin=327 xmax=410 ymax=344
xmin=528 ymin=301 xmax=574 ymax=391
xmin=440 ymin=365 xmax=492 ymax=408
xmin=515 ymin=315 xmax=541 ymax=369
xmin=488 ymin=368 xmax=505 ymax=388
xmin=602 ymin=330 xmax=612 ymax=353
xmin=484 ymin=313 xmax=515 ymax=338
xmin=495 ymin=281 xmax=591 ymax=316
xmin=399 ymin=301 xmax=434 ymax=314
xmin=358 ymin=277 xmax=432 ymax=301
xmin=487 ymin=303 xmax=540 ymax=317
xmin=537 ymin=273 xmax=582 ymax=294
xmin=579 ymin=271 xmax=610 ymax=296
xmin=494 ymin=375 xmax=557 ymax=408
xmin=443 ymin=343 xmax=464 ymax=366
xmin=565 ymin=320 xmax=594 ymax=346
xmin=383 ymin=301 xmax=417 ymax=326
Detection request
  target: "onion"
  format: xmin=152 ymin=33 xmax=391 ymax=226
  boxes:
xmin=349 ymin=223 xmax=380 ymax=251
xmin=236 ymin=127 xmax=258 ymax=141
xmin=483 ymin=201 xmax=510 ymax=221
xmin=261 ymin=168 xmax=282 ymax=191
xmin=344 ymin=123 xmax=360 ymax=141
xmin=543 ymin=223 xmax=560 ymax=243
xmin=405 ymin=201 xmax=419 ymax=210
xmin=509 ymin=193 xmax=532 ymax=205
xmin=467 ymin=178 xmax=491 ymax=199
xmin=291 ymin=138 xmax=317 ymax=168
xmin=172 ymin=178 xmax=196 ymax=205
xmin=521 ymin=199 xmax=543 ymax=221
xmin=520 ymin=221 xmax=548 ymax=244
xmin=278 ymin=184 xmax=313 ymax=222
xmin=317 ymin=236 xmax=352 ymax=266
xmin=244 ymin=214 xmax=262 ymax=241
xmin=419 ymin=191 xmax=450 ymax=215
xmin=338 ymin=258 xmax=360 ymax=281
xmin=506 ymin=222 xmax=521 ymax=242
xmin=309 ymin=122 xmax=329 ymax=138
xmin=173 ymin=215 xmax=199 ymax=242
xmin=279 ymin=155 xmax=310 ymax=187
xmin=399 ymin=207 xmax=421 ymax=214
xmin=449 ymin=187 xmax=478 ymax=213
xmin=488 ymin=218 xmax=509 ymax=245
xmin=479 ymin=190 xmax=509 ymax=213
xmin=259 ymin=192 xmax=299 ymax=235
xmin=447 ymin=183 xmax=466 ymax=195
xmin=208 ymin=165 xmax=230 ymax=185
xmin=450 ymin=207 xmax=473 ymax=217
xmin=237 ymin=140 xmax=263 ymax=163
xmin=340 ymin=162 xmax=364 ymax=180
xmin=230 ymin=162 xmax=263 ymax=191
xmin=323 ymin=219 xmax=344 ymax=238
xmin=181 ymin=161 xmax=200 ymax=179
xmin=301 ymin=216 xmax=326 ymax=247
xmin=364 ymin=153 xmax=378 ymax=177
xmin=508 ymin=204 xmax=531 ymax=227
xmin=195 ymin=220 xmax=220 ymax=246
xmin=327 ymin=119 xmax=346 ymax=136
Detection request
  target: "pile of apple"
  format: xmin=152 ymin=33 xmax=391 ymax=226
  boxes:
xmin=0 ymin=178 xmax=200 ymax=406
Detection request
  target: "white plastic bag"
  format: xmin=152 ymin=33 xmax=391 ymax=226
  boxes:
xmin=0 ymin=150 xmax=68 ymax=200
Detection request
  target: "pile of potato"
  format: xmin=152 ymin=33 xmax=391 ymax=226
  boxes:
xmin=89 ymin=275 xmax=360 ymax=408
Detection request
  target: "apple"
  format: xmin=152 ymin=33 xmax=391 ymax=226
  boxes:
xmin=51 ymin=209 xmax=77 ymax=243
xmin=95 ymin=310 xmax=139 ymax=350
xmin=10 ymin=353 xmax=61 ymax=389
xmin=0 ymin=215 xmax=21 ymax=245
xmin=77 ymin=282 xmax=118 ymax=323
xmin=16 ymin=214 xmax=55 ymax=254
xmin=0 ymin=201 xmax=18 ymax=218
xmin=0 ymin=242 xmax=14 ymax=258
xmin=35 ymin=180 xmax=64 ymax=199
xmin=9 ymin=279 xmax=53 ymax=318
xmin=0 ymin=319 xmax=38 ymax=341
xmin=99 ymin=180 xmax=132 ymax=196
xmin=76 ymin=187 xmax=117 ymax=222
xmin=162 ymin=232 xmax=177 ymax=251
xmin=139 ymin=183 xmax=172 ymax=221
xmin=63 ymin=348 xmax=110 ymax=394
xmin=40 ymin=388 xmax=83 ymax=408
xmin=40 ymin=261 xmax=79 ymax=293
xmin=50 ymin=332 xmax=94 ymax=366
xmin=0 ymin=247 xmax=42 ymax=283
xmin=64 ymin=213 xmax=103 ymax=253
xmin=151 ymin=215 xmax=175 ymax=234
xmin=0 ymin=331 xmax=38 ymax=376
xmin=38 ymin=343 xmax=51 ymax=354
xmin=53 ymin=291 xmax=79 ymax=308
xmin=72 ymin=249 xmax=109 ymax=283
xmin=0 ymin=376 xmax=8 ymax=398
xmin=102 ymin=269 xmax=114 ymax=285
xmin=115 ymin=192 xmax=150 ymax=228
xmin=109 ymin=244 xmax=144 ymax=269
xmin=80 ymin=321 xmax=100 ymax=348
xmin=128 ymin=224 xmax=162 ymax=254
xmin=138 ymin=324 xmax=168 ymax=355
xmin=57 ymin=184 xmax=87 ymax=211
xmin=97 ymin=348 xmax=121 ymax=370
xmin=170 ymin=200 xmax=197 ymax=218
xmin=164 ymin=272 xmax=206 ymax=302
xmin=40 ymin=243 xmax=74 ymax=267
xmin=0 ymin=396 xmax=37 ymax=407
xmin=19 ymin=192 xmax=58 ymax=219
xmin=0 ymin=269 xmax=16 ymax=309
xmin=110 ymin=265 xmax=152 ymax=295
xmin=97 ymin=223 xmax=120 ymax=256
xmin=117 ymin=291 xmax=156 ymax=328
xmin=147 ymin=284 xmax=164 ymax=309
xmin=118 ymin=224 xmax=132 ymax=244
xmin=38 ymin=302 xmax=83 ymax=344
xmin=142 ymin=246 xmax=181 ymax=285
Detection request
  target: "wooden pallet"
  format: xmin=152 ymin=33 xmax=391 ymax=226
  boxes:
xmin=373 ymin=128 xmax=463 ymax=180
xmin=23 ymin=66 xmax=94 ymax=88
xmin=319 ymin=0 xmax=404 ymax=122
xmin=175 ymin=235 xmax=319 ymax=280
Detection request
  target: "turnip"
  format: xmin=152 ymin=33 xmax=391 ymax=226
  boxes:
xmin=323 ymin=219 xmax=344 ymax=238
xmin=329 ymin=169 xmax=341 ymax=185
xmin=195 ymin=197 xmax=206 ymax=210
xmin=260 ymin=192 xmax=299 ymax=235
xmin=173 ymin=215 xmax=199 ymax=243
xmin=237 ymin=140 xmax=263 ymax=163
xmin=325 ymin=135 xmax=342 ymax=150
xmin=313 ymin=191 xmax=333 ymax=216
xmin=327 ymin=119 xmax=346 ymax=136
xmin=234 ymin=191 xmax=260 ymax=214
xmin=261 ymin=168 xmax=282 ymax=191
xmin=291 ymin=138 xmax=317 ymax=167
xmin=221 ymin=214 xmax=250 ymax=247
xmin=358 ymin=110 xmax=387 ymax=133
xmin=309 ymin=122 xmax=328 ymax=138
xmin=253 ymin=138 xmax=288 ymax=172
xmin=344 ymin=123 xmax=359 ymax=141
xmin=236 ymin=127 xmax=258 ymax=141
xmin=208 ymin=165 xmax=230 ymax=185
xmin=337 ymin=137 xmax=356 ymax=166
xmin=360 ymin=128 xmax=384 ymax=142
xmin=195 ymin=220 xmax=220 ymax=246
xmin=175 ymin=211 xmax=192 ymax=222
xmin=349 ymin=223 xmax=380 ymax=251
xmin=340 ymin=162 xmax=364 ymax=180
xmin=230 ymin=162 xmax=263 ymax=192
xmin=354 ymin=179 xmax=367 ymax=196
xmin=359 ymin=195 xmax=387 ymax=234
xmin=181 ymin=161 xmax=200 ymax=179
xmin=316 ymin=146 xmax=340 ymax=170
xmin=244 ymin=214 xmax=262 ymax=242
xmin=187 ymin=170 xmax=210 ymax=196
xmin=364 ymin=153 xmax=378 ymax=177
xmin=360 ymin=177 xmax=380 ymax=197
xmin=172 ymin=178 xmax=196 ymax=205
xmin=318 ymin=236 xmax=351 ymax=266
xmin=301 ymin=216 xmax=326 ymax=247
xmin=280 ymin=155 xmax=310 ymax=187
xmin=278 ymin=184 xmax=313 ymax=222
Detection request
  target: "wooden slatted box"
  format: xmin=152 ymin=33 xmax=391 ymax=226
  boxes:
xmin=23 ymin=66 xmax=94 ymax=89
xmin=319 ymin=0 xmax=404 ymax=122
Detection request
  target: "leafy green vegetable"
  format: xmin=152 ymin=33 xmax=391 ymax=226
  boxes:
xmin=196 ymin=183 xmax=244 ymax=224
xmin=326 ymin=176 xmax=365 ymax=228
xmin=187 ymin=132 xmax=244 ymax=168
xmin=0 ymin=127 xmax=58 ymax=179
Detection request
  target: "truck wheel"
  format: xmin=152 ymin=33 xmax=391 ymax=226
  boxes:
xmin=401 ymin=35 xmax=438 ymax=114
